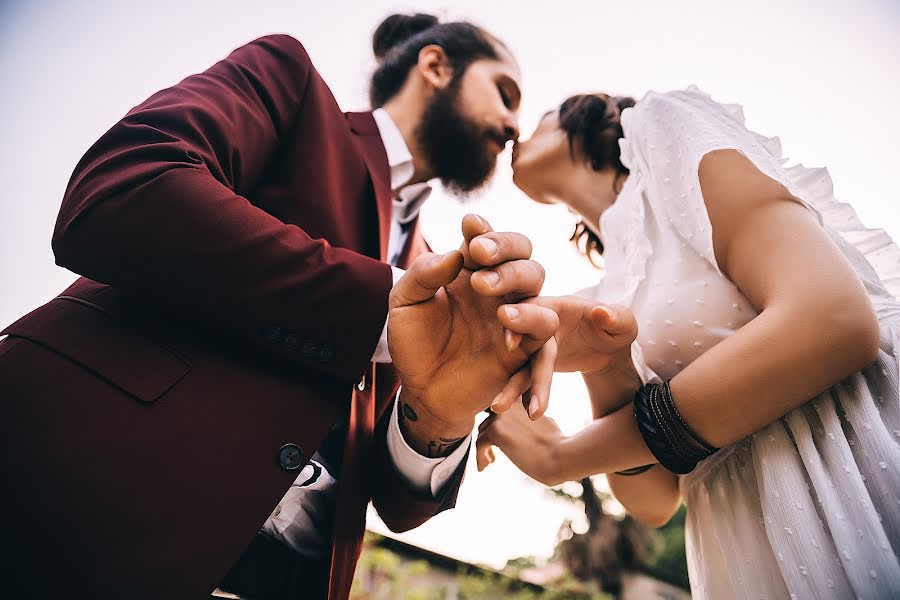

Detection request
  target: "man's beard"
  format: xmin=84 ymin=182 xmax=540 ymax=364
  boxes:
xmin=415 ymin=82 xmax=502 ymax=197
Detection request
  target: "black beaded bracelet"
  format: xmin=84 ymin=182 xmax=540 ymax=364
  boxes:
xmin=633 ymin=381 xmax=718 ymax=474
xmin=661 ymin=380 xmax=718 ymax=454
xmin=613 ymin=464 xmax=655 ymax=476
xmin=651 ymin=384 xmax=708 ymax=464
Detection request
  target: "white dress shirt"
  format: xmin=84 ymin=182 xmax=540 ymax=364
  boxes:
xmin=261 ymin=109 xmax=469 ymax=556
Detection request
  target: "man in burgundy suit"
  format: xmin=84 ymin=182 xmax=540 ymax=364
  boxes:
xmin=0 ymin=13 xmax=560 ymax=600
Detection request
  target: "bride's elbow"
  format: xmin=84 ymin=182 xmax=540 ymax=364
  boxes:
xmin=857 ymin=315 xmax=881 ymax=369
xmin=627 ymin=505 xmax=678 ymax=529
xmin=536 ymin=471 xmax=566 ymax=487
xmin=832 ymin=298 xmax=880 ymax=371
xmin=635 ymin=511 xmax=676 ymax=529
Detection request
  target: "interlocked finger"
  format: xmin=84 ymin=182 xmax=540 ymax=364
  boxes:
xmin=497 ymin=304 xmax=560 ymax=355
xmin=459 ymin=214 xmax=494 ymax=269
xmin=475 ymin=419 xmax=498 ymax=471
xmin=470 ymin=259 xmax=545 ymax=300
xmin=490 ymin=367 xmax=532 ymax=414
xmin=389 ymin=251 xmax=464 ymax=309
xmin=525 ymin=336 xmax=557 ymax=419
xmin=467 ymin=231 xmax=534 ymax=268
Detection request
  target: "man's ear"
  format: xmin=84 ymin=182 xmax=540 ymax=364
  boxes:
xmin=416 ymin=44 xmax=454 ymax=90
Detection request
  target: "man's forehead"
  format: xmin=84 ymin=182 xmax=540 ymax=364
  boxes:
xmin=493 ymin=46 xmax=522 ymax=84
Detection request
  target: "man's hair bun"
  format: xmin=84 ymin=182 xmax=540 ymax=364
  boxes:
xmin=373 ymin=13 xmax=439 ymax=60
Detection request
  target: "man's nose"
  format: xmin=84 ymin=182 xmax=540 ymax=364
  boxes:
xmin=502 ymin=114 xmax=520 ymax=143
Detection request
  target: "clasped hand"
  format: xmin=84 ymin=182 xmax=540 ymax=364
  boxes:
xmin=387 ymin=215 xmax=559 ymax=455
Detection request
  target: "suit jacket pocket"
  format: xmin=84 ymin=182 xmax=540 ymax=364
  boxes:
xmin=1 ymin=296 xmax=190 ymax=403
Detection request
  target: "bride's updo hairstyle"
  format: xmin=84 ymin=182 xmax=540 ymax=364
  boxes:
xmin=560 ymin=93 xmax=635 ymax=261
xmin=369 ymin=13 xmax=503 ymax=108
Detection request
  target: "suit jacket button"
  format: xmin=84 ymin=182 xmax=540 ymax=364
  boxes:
xmin=318 ymin=344 xmax=334 ymax=362
xmin=278 ymin=443 xmax=304 ymax=471
xmin=301 ymin=340 xmax=316 ymax=357
xmin=264 ymin=325 xmax=282 ymax=344
xmin=283 ymin=333 xmax=299 ymax=351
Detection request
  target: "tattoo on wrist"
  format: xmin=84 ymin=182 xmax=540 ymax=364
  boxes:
xmin=400 ymin=402 xmax=418 ymax=423
xmin=426 ymin=436 xmax=466 ymax=458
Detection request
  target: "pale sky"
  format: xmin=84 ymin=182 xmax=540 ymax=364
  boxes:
xmin=2 ymin=0 xmax=899 ymax=568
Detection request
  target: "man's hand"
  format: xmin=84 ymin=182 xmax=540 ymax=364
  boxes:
xmin=488 ymin=295 xmax=638 ymax=413
xmin=388 ymin=215 xmax=558 ymax=457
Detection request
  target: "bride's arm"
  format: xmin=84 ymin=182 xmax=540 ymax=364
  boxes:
xmin=536 ymin=149 xmax=879 ymax=481
xmin=607 ymin=468 xmax=681 ymax=527
xmin=479 ymin=364 xmax=682 ymax=526
xmin=476 ymin=372 xmax=682 ymax=526
xmin=483 ymin=150 xmax=877 ymax=516
xmin=670 ymin=149 xmax=878 ymax=447
xmin=588 ymin=371 xmax=682 ymax=528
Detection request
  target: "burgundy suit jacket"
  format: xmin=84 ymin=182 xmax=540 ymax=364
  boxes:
xmin=0 ymin=35 xmax=463 ymax=600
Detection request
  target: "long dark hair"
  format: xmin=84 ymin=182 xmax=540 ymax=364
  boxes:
xmin=369 ymin=13 xmax=504 ymax=108
xmin=558 ymin=93 xmax=635 ymax=264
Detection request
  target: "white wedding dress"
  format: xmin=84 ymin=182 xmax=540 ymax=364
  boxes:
xmin=580 ymin=87 xmax=900 ymax=599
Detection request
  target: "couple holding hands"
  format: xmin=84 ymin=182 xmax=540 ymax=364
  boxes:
xmin=1 ymin=12 xmax=898 ymax=600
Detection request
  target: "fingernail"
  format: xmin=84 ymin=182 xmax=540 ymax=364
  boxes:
xmin=504 ymin=329 xmax=516 ymax=351
xmin=504 ymin=306 xmax=520 ymax=320
xmin=528 ymin=395 xmax=540 ymax=419
xmin=478 ymin=238 xmax=498 ymax=256
xmin=596 ymin=306 xmax=614 ymax=319
xmin=481 ymin=271 xmax=500 ymax=286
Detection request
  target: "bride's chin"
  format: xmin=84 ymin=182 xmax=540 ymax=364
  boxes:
xmin=511 ymin=166 xmax=534 ymax=192
xmin=516 ymin=184 xmax=554 ymax=206
xmin=512 ymin=166 xmax=554 ymax=205
xmin=511 ymin=168 xmax=526 ymax=191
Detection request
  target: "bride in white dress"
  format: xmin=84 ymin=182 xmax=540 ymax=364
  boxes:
xmin=476 ymin=87 xmax=900 ymax=599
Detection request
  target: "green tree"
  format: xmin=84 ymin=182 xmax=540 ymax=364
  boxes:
xmin=644 ymin=505 xmax=689 ymax=590
xmin=545 ymin=477 xmax=689 ymax=596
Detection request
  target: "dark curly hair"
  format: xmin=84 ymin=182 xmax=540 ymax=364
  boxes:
xmin=558 ymin=93 xmax=635 ymax=265
xmin=369 ymin=13 xmax=505 ymax=108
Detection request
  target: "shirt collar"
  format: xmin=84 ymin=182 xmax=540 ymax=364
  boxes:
xmin=372 ymin=107 xmax=415 ymax=191
xmin=372 ymin=108 xmax=432 ymax=224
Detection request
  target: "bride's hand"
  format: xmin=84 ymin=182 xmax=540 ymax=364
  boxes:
xmin=476 ymin=400 xmax=564 ymax=486
xmin=489 ymin=296 xmax=637 ymax=413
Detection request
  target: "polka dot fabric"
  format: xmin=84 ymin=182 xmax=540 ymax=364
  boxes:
xmin=579 ymin=87 xmax=900 ymax=599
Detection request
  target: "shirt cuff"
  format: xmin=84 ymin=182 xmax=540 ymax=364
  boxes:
xmin=386 ymin=390 xmax=471 ymax=497
xmin=371 ymin=267 xmax=406 ymax=364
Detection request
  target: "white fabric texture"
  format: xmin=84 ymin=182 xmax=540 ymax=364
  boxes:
xmin=386 ymin=392 xmax=472 ymax=495
xmin=581 ymin=87 xmax=900 ymax=599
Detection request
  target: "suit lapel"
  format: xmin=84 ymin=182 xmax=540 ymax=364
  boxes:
xmin=327 ymin=112 xmax=392 ymax=599
xmin=346 ymin=112 xmax=392 ymax=262
xmin=327 ymin=115 xmax=433 ymax=600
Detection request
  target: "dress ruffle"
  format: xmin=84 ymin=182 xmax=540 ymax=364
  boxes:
xmin=602 ymin=86 xmax=900 ymax=599
xmin=688 ymin=85 xmax=900 ymax=303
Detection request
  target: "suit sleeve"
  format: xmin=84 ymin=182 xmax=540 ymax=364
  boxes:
xmin=369 ymin=403 xmax=468 ymax=533
xmin=52 ymin=35 xmax=392 ymax=381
